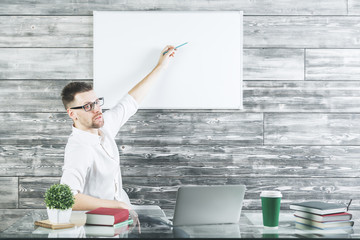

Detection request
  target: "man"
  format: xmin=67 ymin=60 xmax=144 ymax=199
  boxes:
xmin=60 ymin=46 xmax=176 ymax=211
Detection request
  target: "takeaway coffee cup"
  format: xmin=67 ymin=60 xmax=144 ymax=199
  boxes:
xmin=260 ymin=191 xmax=282 ymax=228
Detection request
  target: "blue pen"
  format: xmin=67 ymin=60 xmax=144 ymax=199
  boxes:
xmin=163 ymin=42 xmax=188 ymax=55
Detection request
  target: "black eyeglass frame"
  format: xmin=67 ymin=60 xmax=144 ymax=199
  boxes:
xmin=69 ymin=97 xmax=104 ymax=112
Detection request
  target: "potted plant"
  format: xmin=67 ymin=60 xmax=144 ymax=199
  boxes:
xmin=44 ymin=183 xmax=75 ymax=224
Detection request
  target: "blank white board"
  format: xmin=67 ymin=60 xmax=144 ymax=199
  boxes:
xmin=94 ymin=11 xmax=243 ymax=109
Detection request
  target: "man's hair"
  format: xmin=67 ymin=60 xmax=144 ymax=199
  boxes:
xmin=61 ymin=82 xmax=93 ymax=109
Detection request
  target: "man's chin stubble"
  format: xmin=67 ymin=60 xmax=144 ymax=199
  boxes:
xmin=92 ymin=120 xmax=104 ymax=129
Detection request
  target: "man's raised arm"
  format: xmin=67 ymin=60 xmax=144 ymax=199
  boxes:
xmin=128 ymin=45 xmax=176 ymax=104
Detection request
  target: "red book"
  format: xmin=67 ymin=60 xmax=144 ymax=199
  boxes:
xmin=85 ymin=207 xmax=129 ymax=226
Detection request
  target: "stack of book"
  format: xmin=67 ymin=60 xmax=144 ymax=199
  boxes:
xmin=290 ymin=201 xmax=354 ymax=232
xmin=84 ymin=207 xmax=133 ymax=237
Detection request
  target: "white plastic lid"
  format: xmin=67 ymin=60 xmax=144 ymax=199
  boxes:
xmin=260 ymin=191 xmax=282 ymax=198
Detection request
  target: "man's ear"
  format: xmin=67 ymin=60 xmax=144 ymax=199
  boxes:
xmin=67 ymin=108 xmax=77 ymax=121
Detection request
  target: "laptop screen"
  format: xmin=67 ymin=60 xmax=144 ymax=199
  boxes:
xmin=172 ymin=185 xmax=246 ymax=226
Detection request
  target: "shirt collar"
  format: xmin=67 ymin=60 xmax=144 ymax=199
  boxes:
xmin=71 ymin=125 xmax=103 ymax=146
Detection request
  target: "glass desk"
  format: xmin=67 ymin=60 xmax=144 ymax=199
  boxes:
xmin=0 ymin=207 xmax=359 ymax=238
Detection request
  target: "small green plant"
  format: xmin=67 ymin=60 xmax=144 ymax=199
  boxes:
xmin=44 ymin=184 xmax=75 ymax=210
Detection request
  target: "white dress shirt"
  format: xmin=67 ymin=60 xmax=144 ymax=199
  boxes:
xmin=60 ymin=94 xmax=138 ymax=206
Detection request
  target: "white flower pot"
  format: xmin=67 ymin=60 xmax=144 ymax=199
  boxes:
xmin=47 ymin=207 xmax=72 ymax=224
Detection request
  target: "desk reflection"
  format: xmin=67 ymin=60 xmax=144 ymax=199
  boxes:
xmin=173 ymin=223 xmax=241 ymax=238
xmin=1 ymin=208 xmax=359 ymax=238
xmin=33 ymin=225 xmax=86 ymax=238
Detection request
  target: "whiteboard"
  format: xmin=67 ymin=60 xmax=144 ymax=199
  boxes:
xmin=93 ymin=11 xmax=243 ymax=109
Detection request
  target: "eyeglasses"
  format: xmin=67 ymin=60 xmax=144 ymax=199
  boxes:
xmin=70 ymin=97 xmax=104 ymax=112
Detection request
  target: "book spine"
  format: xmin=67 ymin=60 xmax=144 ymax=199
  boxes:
xmin=294 ymin=210 xmax=352 ymax=220
xmin=290 ymin=204 xmax=347 ymax=215
xmin=295 ymin=217 xmax=354 ymax=229
xmin=290 ymin=205 xmax=321 ymax=214
xmin=295 ymin=222 xmax=353 ymax=231
xmin=294 ymin=212 xmax=322 ymax=221
xmin=35 ymin=221 xmax=51 ymax=229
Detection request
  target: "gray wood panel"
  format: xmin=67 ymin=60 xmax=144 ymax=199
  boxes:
xmin=306 ymin=49 xmax=360 ymax=80
xmin=0 ymin=80 xmax=85 ymax=112
xmin=119 ymin=112 xmax=263 ymax=145
xmin=244 ymin=16 xmax=360 ymax=48
xmin=3 ymin=144 xmax=360 ymax=178
xmin=123 ymin=177 xmax=359 ymax=210
xmin=0 ymin=177 xmax=18 ymax=208
xmin=0 ymin=0 xmax=347 ymax=16
xmin=0 ymin=16 xmax=92 ymax=47
xmin=0 ymin=112 xmax=72 ymax=145
xmin=0 ymin=49 xmax=302 ymax=80
xmin=19 ymin=177 xmax=359 ymax=210
xmin=19 ymin=177 xmax=59 ymax=209
xmin=3 ymin=16 xmax=360 ymax=49
xmin=243 ymin=49 xmax=304 ymax=80
xmin=3 ymin=80 xmax=360 ymax=113
xmin=0 ymin=209 xmax=29 ymax=232
xmin=265 ymin=113 xmax=360 ymax=145
xmin=349 ymin=0 xmax=360 ymax=15
xmin=0 ymin=145 xmax=64 ymax=177
xmin=120 ymin=145 xmax=360 ymax=178
xmin=1 ymin=210 xmax=48 ymax=236
xmin=0 ymin=112 xmax=263 ymax=145
xmin=243 ymin=81 xmax=360 ymax=112
xmin=1 ymin=0 xmax=359 ymax=215
xmin=0 ymin=49 xmax=92 ymax=79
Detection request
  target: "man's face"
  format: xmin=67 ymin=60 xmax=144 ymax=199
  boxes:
xmin=67 ymin=90 xmax=104 ymax=131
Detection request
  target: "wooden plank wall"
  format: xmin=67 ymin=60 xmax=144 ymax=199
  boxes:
xmin=1 ymin=0 xmax=360 ymax=214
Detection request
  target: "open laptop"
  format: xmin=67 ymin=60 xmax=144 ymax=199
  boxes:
xmin=172 ymin=185 xmax=246 ymax=226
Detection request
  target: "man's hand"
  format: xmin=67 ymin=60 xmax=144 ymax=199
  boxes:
xmin=128 ymin=209 xmax=141 ymax=234
xmin=156 ymin=45 xmax=176 ymax=69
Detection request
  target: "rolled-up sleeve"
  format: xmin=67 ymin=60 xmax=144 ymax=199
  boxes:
xmin=60 ymin=146 xmax=92 ymax=196
xmin=102 ymin=94 xmax=139 ymax=139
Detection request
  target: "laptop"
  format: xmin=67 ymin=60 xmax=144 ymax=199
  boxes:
xmin=172 ymin=185 xmax=246 ymax=226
